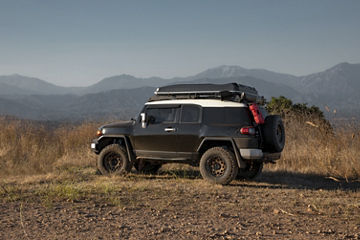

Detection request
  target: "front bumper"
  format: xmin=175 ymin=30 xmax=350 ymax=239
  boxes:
xmin=90 ymin=139 xmax=99 ymax=154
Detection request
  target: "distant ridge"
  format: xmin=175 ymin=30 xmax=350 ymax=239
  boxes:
xmin=191 ymin=65 xmax=299 ymax=87
xmin=0 ymin=74 xmax=71 ymax=95
xmin=1 ymin=62 xmax=360 ymax=120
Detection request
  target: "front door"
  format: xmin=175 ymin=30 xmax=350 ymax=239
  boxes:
xmin=132 ymin=105 xmax=179 ymax=159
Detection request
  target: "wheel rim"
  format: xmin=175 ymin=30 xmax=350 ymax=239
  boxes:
xmin=206 ymin=157 xmax=226 ymax=177
xmin=104 ymin=152 xmax=123 ymax=172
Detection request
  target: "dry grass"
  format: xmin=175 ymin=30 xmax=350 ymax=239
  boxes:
xmin=1 ymin=167 xmax=358 ymax=240
xmin=0 ymin=116 xmax=359 ymax=180
xmin=0 ymin=117 xmax=97 ymax=176
xmin=267 ymin=115 xmax=360 ymax=180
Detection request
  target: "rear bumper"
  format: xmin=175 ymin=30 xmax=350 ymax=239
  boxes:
xmin=239 ymin=148 xmax=281 ymax=161
xmin=239 ymin=149 xmax=263 ymax=159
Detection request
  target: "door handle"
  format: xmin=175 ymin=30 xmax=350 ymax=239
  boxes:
xmin=164 ymin=127 xmax=176 ymax=132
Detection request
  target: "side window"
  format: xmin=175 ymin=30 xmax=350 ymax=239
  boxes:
xmin=203 ymin=107 xmax=252 ymax=125
xmin=181 ymin=105 xmax=200 ymax=123
xmin=146 ymin=107 xmax=177 ymax=124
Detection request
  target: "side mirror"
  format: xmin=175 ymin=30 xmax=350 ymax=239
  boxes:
xmin=140 ymin=113 xmax=146 ymax=128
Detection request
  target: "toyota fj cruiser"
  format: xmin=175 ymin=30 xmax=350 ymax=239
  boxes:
xmin=91 ymin=83 xmax=285 ymax=185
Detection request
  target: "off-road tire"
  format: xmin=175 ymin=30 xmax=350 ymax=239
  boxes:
xmin=262 ymin=115 xmax=285 ymax=152
xmin=134 ymin=160 xmax=162 ymax=174
xmin=199 ymin=147 xmax=238 ymax=185
xmin=97 ymin=144 xmax=132 ymax=175
xmin=237 ymin=161 xmax=263 ymax=180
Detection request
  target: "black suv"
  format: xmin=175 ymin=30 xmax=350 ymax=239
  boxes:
xmin=91 ymin=83 xmax=285 ymax=185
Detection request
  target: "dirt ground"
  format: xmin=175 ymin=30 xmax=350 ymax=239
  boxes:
xmin=1 ymin=168 xmax=359 ymax=240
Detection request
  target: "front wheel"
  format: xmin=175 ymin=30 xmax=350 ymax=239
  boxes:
xmin=97 ymin=144 xmax=132 ymax=175
xmin=199 ymin=147 xmax=238 ymax=185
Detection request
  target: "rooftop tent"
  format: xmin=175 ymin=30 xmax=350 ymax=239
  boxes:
xmin=149 ymin=82 xmax=263 ymax=104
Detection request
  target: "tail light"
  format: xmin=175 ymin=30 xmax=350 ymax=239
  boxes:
xmin=240 ymin=127 xmax=256 ymax=135
xmin=249 ymin=104 xmax=264 ymax=124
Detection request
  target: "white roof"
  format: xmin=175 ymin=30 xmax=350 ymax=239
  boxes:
xmin=145 ymin=99 xmax=247 ymax=107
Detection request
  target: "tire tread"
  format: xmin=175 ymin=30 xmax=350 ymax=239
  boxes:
xmin=199 ymin=146 xmax=238 ymax=185
xmin=97 ymin=144 xmax=132 ymax=175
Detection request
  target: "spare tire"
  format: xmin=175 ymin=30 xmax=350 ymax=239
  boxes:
xmin=262 ymin=115 xmax=285 ymax=152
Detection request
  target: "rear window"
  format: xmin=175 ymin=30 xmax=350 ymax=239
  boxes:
xmin=203 ymin=107 xmax=252 ymax=125
xmin=180 ymin=105 xmax=201 ymax=123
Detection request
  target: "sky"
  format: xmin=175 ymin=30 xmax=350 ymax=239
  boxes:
xmin=0 ymin=0 xmax=359 ymax=86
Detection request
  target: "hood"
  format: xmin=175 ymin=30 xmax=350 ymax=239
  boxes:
xmin=100 ymin=120 xmax=134 ymax=136
xmin=101 ymin=120 xmax=134 ymax=129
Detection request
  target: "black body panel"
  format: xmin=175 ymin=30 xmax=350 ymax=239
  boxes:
xmin=130 ymin=105 xmax=179 ymax=159
xmin=93 ymin=102 xmax=263 ymax=166
xmin=176 ymin=123 xmax=202 ymax=153
xmin=132 ymin=122 xmax=179 ymax=158
xmin=101 ymin=121 xmax=133 ymax=135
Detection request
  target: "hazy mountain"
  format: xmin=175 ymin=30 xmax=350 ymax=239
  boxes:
xmin=0 ymin=87 xmax=154 ymax=121
xmin=176 ymin=76 xmax=303 ymax=102
xmin=0 ymin=76 xmax=303 ymax=121
xmin=190 ymin=65 xmax=299 ymax=87
xmin=287 ymin=62 xmax=360 ymax=115
xmin=0 ymin=74 xmax=74 ymax=95
xmin=66 ymin=87 xmax=154 ymax=120
xmin=81 ymin=65 xmax=302 ymax=95
xmin=1 ymin=62 xmax=360 ymax=120
xmin=299 ymin=62 xmax=360 ymax=98
xmin=189 ymin=63 xmax=360 ymax=114
xmin=0 ymin=97 xmax=47 ymax=120
xmin=83 ymin=74 xmax=166 ymax=94
xmin=0 ymin=82 xmax=37 ymax=95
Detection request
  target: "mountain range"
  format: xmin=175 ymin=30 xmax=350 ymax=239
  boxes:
xmin=0 ymin=62 xmax=359 ymax=121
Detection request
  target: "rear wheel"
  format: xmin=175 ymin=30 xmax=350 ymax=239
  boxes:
xmin=199 ymin=147 xmax=238 ymax=185
xmin=97 ymin=144 xmax=132 ymax=175
xmin=237 ymin=161 xmax=263 ymax=180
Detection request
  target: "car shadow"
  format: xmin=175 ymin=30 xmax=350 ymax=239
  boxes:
xmin=157 ymin=169 xmax=360 ymax=191
xmin=249 ymin=170 xmax=360 ymax=191
xmin=157 ymin=169 xmax=201 ymax=179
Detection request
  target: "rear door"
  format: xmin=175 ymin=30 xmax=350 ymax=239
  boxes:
xmin=176 ymin=104 xmax=202 ymax=157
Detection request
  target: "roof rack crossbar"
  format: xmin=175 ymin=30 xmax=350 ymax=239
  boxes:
xmin=154 ymin=90 xmax=241 ymax=95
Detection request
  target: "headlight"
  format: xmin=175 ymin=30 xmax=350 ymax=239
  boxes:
xmin=96 ymin=129 xmax=102 ymax=137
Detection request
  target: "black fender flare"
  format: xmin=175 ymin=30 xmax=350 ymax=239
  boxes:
xmin=98 ymin=135 xmax=135 ymax=163
xmin=197 ymin=137 xmax=246 ymax=168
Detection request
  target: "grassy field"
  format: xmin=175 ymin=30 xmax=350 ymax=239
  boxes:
xmin=0 ymin=117 xmax=359 ymax=239
xmin=0 ymin=116 xmax=359 ymax=180
xmin=1 ymin=167 xmax=359 ymax=239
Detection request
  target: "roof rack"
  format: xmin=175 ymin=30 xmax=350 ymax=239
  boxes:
xmin=149 ymin=83 xmax=264 ymax=104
